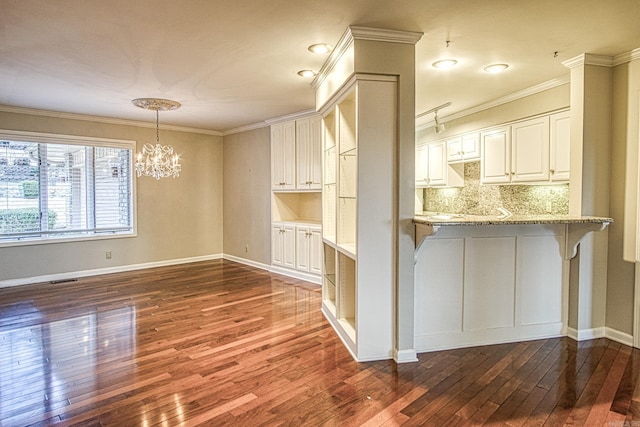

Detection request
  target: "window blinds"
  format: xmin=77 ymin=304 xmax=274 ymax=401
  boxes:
xmin=0 ymin=133 xmax=134 ymax=244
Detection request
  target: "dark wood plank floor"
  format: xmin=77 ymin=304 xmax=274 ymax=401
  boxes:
xmin=0 ymin=259 xmax=638 ymax=426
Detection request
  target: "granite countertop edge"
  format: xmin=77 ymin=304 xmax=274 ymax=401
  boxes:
xmin=413 ymin=213 xmax=614 ymax=226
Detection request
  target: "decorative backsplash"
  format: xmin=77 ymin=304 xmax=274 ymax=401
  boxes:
xmin=423 ymin=162 xmax=569 ymax=215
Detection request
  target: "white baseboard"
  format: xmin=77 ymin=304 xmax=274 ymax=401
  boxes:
xmin=394 ymin=348 xmax=418 ymax=364
xmin=605 ymin=327 xmax=634 ymax=347
xmin=268 ymin=264 xmax=322 ymax=285
xmin=567 ymin=326 xmax=606 ymax=341
xmin=0 ymin=254 xmax=223 ymax=288
xmin=0 ymin=253 xmax=322 ymax=290
xmin=222 ymin=254 xmax=273 ymax=271
xmin=223 ymin=254 xmax=321 ymax=285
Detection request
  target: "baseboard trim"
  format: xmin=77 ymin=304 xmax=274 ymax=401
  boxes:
xmin=567 ymin=326 xmax=606 ymax=341
xmin=394 ymin=348 xmax=418 ymax=364
xmin=222 ymin=254 xmax=273 ymax=272
xmin=268 ymin=264 xmax=322 ymax=285
xmin=0 ymin=254 xmax=223 ymax=288
xmin=605 ymin=327 xmax=634 ymax=347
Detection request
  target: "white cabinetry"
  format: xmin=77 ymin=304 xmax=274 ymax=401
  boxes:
xmin=296 ymin=224 xmax=322 ymax=274
xmin=480 ymin=112 xmax=569 ymax=184
xmin=271 ymin=121 xmax=296 ymax=190
xmin=550 ymin=111 xmax=571 ymax=182
xmin=415 ymin=143 xmax=429 ymax=186
xmin=415 ymin=141 xmax=464 ymax=188
xmin=296 ymin=116 xmax=322 ymax=190
xmin=511 ymin=116 xmax=550 ymax=182
xmin=272 ymin=222 xmax=295 ymax=268
xmin=271 ymin=114 xmax=323 ymax=281
xmin=480 ymin=126 xmax=511 ymax=184
xmin=447 ymin=133 xmax=480 ymax=163
xmin=271 ymin=116 xmax=321 ymax=191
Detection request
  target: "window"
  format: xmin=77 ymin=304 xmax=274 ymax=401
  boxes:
xmin=0 ymin=130 xmax=135 ymax=245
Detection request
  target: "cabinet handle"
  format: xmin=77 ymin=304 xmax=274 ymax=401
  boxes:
xmin=550 ymin=169 xmax=555 ymax=174
xmin=511 ymin=172 xmax=515 ymax=175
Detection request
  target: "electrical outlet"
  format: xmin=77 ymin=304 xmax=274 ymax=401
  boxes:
xmin=244 ymin=245 xmax=249 ymax=253
xmin=105 ymin=250 xmax=112 ymax=259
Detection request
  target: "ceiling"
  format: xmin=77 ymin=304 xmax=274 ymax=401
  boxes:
xmin=1 ymin=0 xmax=639 ymax=133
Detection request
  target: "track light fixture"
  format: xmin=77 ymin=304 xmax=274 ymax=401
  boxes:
xmin=416 ymin=102 xmax=452 ymax=134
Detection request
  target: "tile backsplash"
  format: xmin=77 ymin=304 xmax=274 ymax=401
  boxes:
xmin=422 ymin=162 xmax=569 ymax=215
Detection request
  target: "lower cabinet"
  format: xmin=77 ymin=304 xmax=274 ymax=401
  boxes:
xmin=272 ymin=223 xmax=295 ymax=268
xmin=272 ymin=221 xmax=322 ymax=277
xmin=296 ymin=225 xmax=322 ymax=274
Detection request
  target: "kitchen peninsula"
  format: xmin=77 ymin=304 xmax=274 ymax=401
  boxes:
xmin=413 ymin=213 xmax=612 ymax=352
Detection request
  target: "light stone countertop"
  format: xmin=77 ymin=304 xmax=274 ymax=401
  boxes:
xmin=414 ymin=212 xmax=614 ymax=226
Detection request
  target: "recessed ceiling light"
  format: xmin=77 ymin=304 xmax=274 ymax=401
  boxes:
xmin=432 ymin=59 xmax=458 ymax=69
xmin=484 ymin=63 xmax=509 ymax=73
xmin=308 ymin=43 xmax=333 ymax=54
xmin=297 ymin=70 xmax=316 ymax=78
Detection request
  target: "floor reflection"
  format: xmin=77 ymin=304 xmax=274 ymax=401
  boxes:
xmin=0 ymin=305 xmax=136 ymax=424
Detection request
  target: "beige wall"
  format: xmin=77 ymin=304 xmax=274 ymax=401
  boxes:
xmin=0 ymin=110 xmax=223 ymax=282
xmin=222 ymin=126 xmax=271 ymax=265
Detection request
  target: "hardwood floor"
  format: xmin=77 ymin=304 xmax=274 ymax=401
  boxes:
xmin=0 ymin=259 xmax=638 ymax=426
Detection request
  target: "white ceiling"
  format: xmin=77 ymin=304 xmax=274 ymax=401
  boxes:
xmin=1 ymin=0 xmax=639 ymax=133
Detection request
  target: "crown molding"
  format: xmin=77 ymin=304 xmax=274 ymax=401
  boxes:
xmin=312 ymin=26 xmax=423 ymax=90
xmin=613 ymin=48 xmax=640 ymax=66
xmin=222 ymin=121 xmax=269 ymax=136
xmin=311 ymin=26 xmax=354 ymax=90
xmin=264 ymin=109 xmax=318 ymax=126
xmin=562 ymin=53 xmax=614 ymax=69
xmin=348 ymin=25 xmax=423 ymax=45
xmin=416 ymin=74 xmax=570 ymax=130
xmin=224 ymin=108 xmax=319 ymax=136
xmin=0 ymin=104 xmax=223 ymax=136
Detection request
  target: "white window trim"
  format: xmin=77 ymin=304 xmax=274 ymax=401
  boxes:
xmin=0 ymin=129 xmax=137 ymax=247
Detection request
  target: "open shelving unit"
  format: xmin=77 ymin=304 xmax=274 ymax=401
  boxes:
xmin=320 ymin=74 xmax=397 ymax=361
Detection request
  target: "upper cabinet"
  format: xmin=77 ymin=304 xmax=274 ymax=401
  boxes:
xmin=511 ymin=116 xmax=550 ymax=183
xmin=480 ymin=126 xmax=511 ymax=184
xmin=549 ymin=111 xmax=571 ymax=182
xmin=271 ymin=116 xmax=322 ymax=191
xmin=296 ymin=116 xmax=322 ymax=190
xmin=416 ymin=140 xmax=464 ymax=188
xmin=480 ymin=111 xmax=570 ymax=185
xmin=271 ymin=121 xmax=296 ymax=190
xmin=447 ymin=133 xmax=481 ymax=163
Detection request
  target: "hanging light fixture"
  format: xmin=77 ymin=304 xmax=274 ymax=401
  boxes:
xmin=132 ymin=97 xmax=182 ymax=180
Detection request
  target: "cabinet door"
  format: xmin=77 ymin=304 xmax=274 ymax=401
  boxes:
xmin=427 ymin=141 xmax=447 ymax=186
xmin=511 ymin=117 xmax=550 ymax=182
xmin=271 ymin=224 xmax=284 ymax=266
xmin=446 ymin=137 xmax=463 ymax=162
xmin=415 ymin=143 xmax=429 ymax=187
xmin=272 ymin=122 xmax=296 ymax=190
xmin=461 ymin=133 xmax=481 ymax=161
xmin=309 ymin=226 xmax=323 ymax=274
xmin=296 ymin=119 xmax=311 ymax=189
xmin=481 ymin=127 xmax=511 ymax=184
xmin=295 ymin=226 xmax=310 ymax=271
xmin=309 ymin=116 xmax=322 ymax=189
xmin=282 ymin=224 xmax=296 ymax=268
xmin=550 ymin=111 xmax=570 ymax=182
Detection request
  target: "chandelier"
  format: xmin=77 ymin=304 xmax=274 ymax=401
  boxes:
xmin=132 ymin=98 xmax=182 ymax=179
